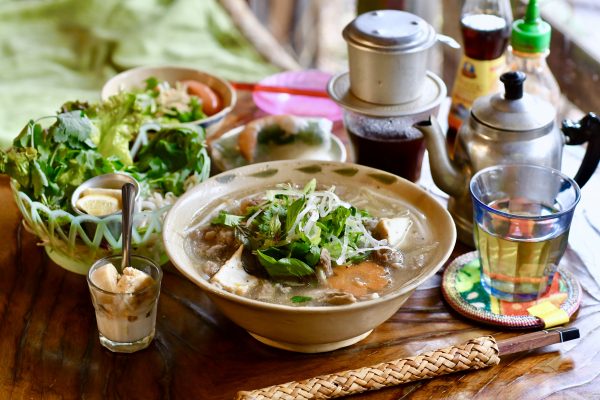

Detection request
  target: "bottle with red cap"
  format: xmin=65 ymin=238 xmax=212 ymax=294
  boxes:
xmin=447 ymin=0 xmax=513 ymax=153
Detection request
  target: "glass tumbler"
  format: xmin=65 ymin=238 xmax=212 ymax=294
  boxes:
xmin=87 ymin=255 xmax=162 ymax=353
xmin=343 ymin=109 xmax=433 ymax=182
xmin=470 ymin=164 xmax=580 ymax=302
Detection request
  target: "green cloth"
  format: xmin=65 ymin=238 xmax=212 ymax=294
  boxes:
xmin=0 ymin=0 xmax=280 ymax=149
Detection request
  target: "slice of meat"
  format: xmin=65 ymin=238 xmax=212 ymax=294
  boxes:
xmin=318 ymin=290 xmax=357 ymax=305
xmin=240 ymin=197 xmax=263 ymax=214
xmin=204 ymin=243 xmax=229 ymax=260
xmin=327 ymin=261 xmax=390 ymax=297
xmin=373 ymin=248 xmax=403 ymax=266
xmin=315 ymin=248 xmax=333 ymax=285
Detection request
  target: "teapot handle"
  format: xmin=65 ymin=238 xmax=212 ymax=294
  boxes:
xmin=562 ymin=112 xmax=600 ymax=188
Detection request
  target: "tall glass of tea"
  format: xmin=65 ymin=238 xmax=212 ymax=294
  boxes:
xmin=470 ymin=164 xmax=580 ymax=302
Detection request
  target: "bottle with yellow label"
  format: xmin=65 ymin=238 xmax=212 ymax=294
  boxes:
xmin=447 ymin=0 xmax=513 ymax=152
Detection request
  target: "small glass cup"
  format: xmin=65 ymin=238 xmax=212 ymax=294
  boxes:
xmin=343 ymin=109 xmax=435 ymax=182
xmin=470 ymin=164 xmax=580 ymax=302
xmin=87 ymin=255 xmax=162 ymax=353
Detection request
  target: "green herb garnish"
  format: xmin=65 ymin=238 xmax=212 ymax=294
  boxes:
xmin=145 ymin=77 xmax=160 ymax=91
xmin=0 ymin=104 xmax=210 ymax=210
xmin=211 ymin=179 xmax=389 ymax=280
xmin=131 ymin=126 xmax=210 ymax=195
xmin=211 ymin=211 xmax=244 ymax=227
xmin=291 ymin=295 xmax=313 ymax=303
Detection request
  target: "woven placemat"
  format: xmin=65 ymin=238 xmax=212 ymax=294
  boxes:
xmin=442 ymin=251 xmax=582 ymax=329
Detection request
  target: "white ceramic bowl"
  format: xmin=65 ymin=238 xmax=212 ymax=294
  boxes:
xmin=101 ymin=65 xmax=236 ymax=131
xmin=163 ymin=160 xmax=456 ymax=352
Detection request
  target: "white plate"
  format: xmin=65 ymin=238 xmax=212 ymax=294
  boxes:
xmin=209 ymin=125 xmax=347 ymax=172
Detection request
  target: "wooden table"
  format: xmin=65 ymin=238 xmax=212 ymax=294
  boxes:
xmin=1 ymin=92 xmax=600 ymax=400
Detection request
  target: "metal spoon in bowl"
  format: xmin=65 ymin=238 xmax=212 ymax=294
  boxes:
xmin=121 ymin=183 xmax=136 ymax=270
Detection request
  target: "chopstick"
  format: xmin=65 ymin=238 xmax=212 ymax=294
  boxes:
xmin=230 ymin=82 xmax=331 ymax=98
xmin=236 ymin=327 xmax=579 ymax=400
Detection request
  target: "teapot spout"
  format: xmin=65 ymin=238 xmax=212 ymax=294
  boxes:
xmin=414 ymin=116 xmax=466 ymax=198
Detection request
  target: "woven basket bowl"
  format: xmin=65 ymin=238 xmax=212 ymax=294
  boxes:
xmin=11 ymin=180 xmax=171 ymax=275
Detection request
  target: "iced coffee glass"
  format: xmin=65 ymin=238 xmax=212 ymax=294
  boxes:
xmin=87 ymin=255 xmax=162 ymax=353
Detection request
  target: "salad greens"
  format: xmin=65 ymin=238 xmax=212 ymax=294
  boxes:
xmin=135 ymin=77 xmax=206 ymax=124
xmin=2 ymin=111 xmax=123 ymax=207
xmin=211 ymin=179 xmax=392 ymax=280
xmin=0 ymin=98 xmax=210 ymax=211
xmin=131 ymin=126 xmax=210 ymax=195
xmin=88 ymin=92 xmax=144 ymax=166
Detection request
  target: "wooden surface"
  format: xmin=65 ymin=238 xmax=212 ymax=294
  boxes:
xmin=2 ymin=91 xmax=600 ymax=399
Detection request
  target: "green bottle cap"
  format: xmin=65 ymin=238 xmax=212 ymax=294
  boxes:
xmin=511 ymin=0 xmax=551 ymax=53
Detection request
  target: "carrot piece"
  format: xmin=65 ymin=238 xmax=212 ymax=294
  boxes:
xmin=327 ymin=261 xmax=390 ymax=297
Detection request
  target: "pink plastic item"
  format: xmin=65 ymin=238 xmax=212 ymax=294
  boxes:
xmin=252 ymin=70 xmax=342 ymax=121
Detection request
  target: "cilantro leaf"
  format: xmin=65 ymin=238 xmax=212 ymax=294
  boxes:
xmin=291 ymin=296 xmax=312 ymax=303
xmin=52 ymin=111 xmax=95 ymax=149
xmin=167 ymin=97 xmax=206 ymax=123
xmin=145 ymin=77 xmax=159 ymax=91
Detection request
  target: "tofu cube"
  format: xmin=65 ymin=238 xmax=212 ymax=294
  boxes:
xmin=375 ymin=217 xmax=412 ymax=248
xmin=210 ymin=245 xmax=260 ymax=296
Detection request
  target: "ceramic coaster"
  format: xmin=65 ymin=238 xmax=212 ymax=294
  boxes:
xmin=442 ymin=251 xmax=582 ymax=329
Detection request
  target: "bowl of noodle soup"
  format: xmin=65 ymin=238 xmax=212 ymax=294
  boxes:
xmin=163 ymin=160 xmax=455 ymax=352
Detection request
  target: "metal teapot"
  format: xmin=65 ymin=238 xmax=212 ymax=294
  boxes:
xmin=414 ymin=71 xmax=600 ymax=245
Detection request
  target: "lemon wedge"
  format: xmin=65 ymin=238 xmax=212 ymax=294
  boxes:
xmin=76 ymin=193 xmax=121 ymax=216
xmin=81 ymin=188 xmax=122 ymax=199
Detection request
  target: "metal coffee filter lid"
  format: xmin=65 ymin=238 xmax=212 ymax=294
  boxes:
xmin=327 ymin=71 xmax=446 ymax=117
xmin=343 ymin=10 xmax=436 ymax=52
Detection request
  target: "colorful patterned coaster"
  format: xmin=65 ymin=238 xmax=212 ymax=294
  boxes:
xmin=442 ymin=251 xmax=582 ymax=329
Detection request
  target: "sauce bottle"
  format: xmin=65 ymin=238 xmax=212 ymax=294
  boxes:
xmin=447 ymin=0 xmax=513 ymax=152
xmin=506 ymin=0 xmax=561 ymax=114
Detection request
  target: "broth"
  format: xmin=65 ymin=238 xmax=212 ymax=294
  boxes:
xmin=183 ymin=184 xmax=437 ymax=306
xmin=347 ymin=127 xmax=426 ymax=182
